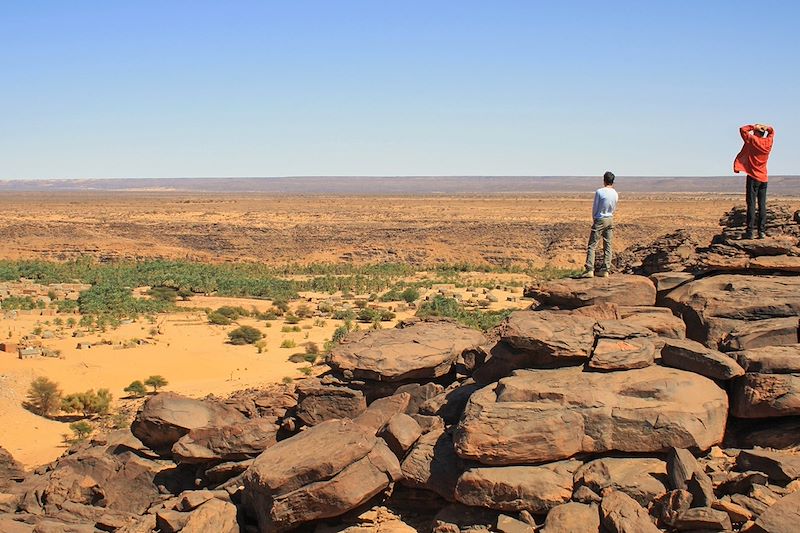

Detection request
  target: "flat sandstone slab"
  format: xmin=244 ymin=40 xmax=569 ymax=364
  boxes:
xmin=525 ymin=274 xmax=656 ymax=309
xmin=454 ymin=365 xmax=727 ymax=465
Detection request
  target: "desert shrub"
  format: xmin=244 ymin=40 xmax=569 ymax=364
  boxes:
xmin=305 ymin=342 xmax=320 ymax=355
xmin=272 ymin=299 xmax=290 ymax=313
xmin=379 ymin=289 xmax=401 ymax=302
xmin=1 ymin=296 xmax=38 ymax=310
xmin=216 ymin=306 xmax=250 ymax=319
xmin=313 ymin=318 xmax=326 ymax=327
xmin=255 ymin=340 xmax=267 ymax=353
xmin=66 ymin=317 xmax=77 ymax=328
xmin=356 ymin=308 xmax=396 ymax=323
xmin=282 ymin=376 xmax=294 ymax=384
xmin=56 ymin=300 xmax=79 ymax=313
xmin=78 ymin=283 xmax=172 ymax=318
xmin=295 ymin=304 xmax=313 ymax=318
xmin=207 ymin=311 xmax=232 ymax=325
xmin=280 ymin=339 xmax=297 ymax=349
xmin=228 ymin=325 xmax=263 ymax=345
xmin=263 ymin=311 xmax=279 ymax=320
xmin=69 ymin=420 xmax=93 ymax=441
xmin=332 ymin=309 xmax=355 ymax=321
xmin=124 ymin=380 xmax=147 ymax=398
xmin=24 ymin=377 xmax=62 ymax=417
xmin=331 ymin=324 xmax=351 ymax=345
xmin=61 ymin=389 xmax=112 ymax=417
xmin=416 ymin=295 xmax=511 ymax=331
xmin=299 ymin=366 xmax=314 ymax=376
xmin=147 ymin=286 xmax=178 ymax=303
xmin=401 ymin=287 xmax=420 ymax=303
xmin=303 ymin=353 xmax=318 ymax=363
xmin=287 ymin=353 xmax=306 ymax=363
xmin=317 ymin=302 xmax=335 ymax=314
xmin=283 ymin=313 xmax=300 ymax=324
xmin=281 ymin=325 xmax=301 ymax=333
xmin=144 ymin=375 xmax=168 ymax=392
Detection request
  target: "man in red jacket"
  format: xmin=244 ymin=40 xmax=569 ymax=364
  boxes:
xmin=734 ymin=123 xmax=775 ymax=239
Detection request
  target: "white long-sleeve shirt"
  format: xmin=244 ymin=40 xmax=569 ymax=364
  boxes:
xmin=592 ymin=187 xmax=618 ymax=220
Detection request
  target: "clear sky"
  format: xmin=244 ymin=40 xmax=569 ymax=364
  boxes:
xmin=1 ymin=1 xmax=798 ymax=179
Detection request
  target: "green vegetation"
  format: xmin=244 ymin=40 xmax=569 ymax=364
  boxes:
xmin=24 ymin=377 xmax=62 ymax=417
xmin=144 ymin=375 xmax=168 ymax=392
xmin=61 ymin=389 xmax=112 ymax=417
xmin=78 ymin=283 xmax=172 ymax=319
xmin=380 ymin=287 xmax=420 ymax=303
xmin=356 ymin=308 xmax=396 ymax=323
xmin=124 ymin=380 xmax=147 ymax=398
xmin=416 ymin=295 xmax=512 ymax=331
xmin=69 ymin=420 xmax=93 ymax=441
xmin=280 ymin=339 xmax=297 ymax=349
xmin=228 ymin=325 xmax=264 ymax=345
xmin=1 ymin=296 xmax=44 ymax=310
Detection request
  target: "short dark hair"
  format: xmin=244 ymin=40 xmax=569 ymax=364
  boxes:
xmin=603 ymin=171 xmax=615 ymax=185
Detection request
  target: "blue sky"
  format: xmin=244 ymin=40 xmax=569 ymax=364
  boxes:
xmin=1 ymin=1 xmax=797 ymax=178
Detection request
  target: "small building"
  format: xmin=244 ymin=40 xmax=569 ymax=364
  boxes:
xmin=1 ymin=342 xmax=18 ymax=354
xmin=18 ymin=347 xmax=42 ymax=359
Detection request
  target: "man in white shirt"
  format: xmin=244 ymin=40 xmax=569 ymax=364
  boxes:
xmin=581 ymin=171 xmax=618 ymax=278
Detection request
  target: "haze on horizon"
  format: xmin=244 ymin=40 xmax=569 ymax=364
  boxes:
xmin=1 ymin=1 xmax=798 ymax=180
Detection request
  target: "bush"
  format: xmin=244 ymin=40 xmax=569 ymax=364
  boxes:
xmin=147 ymin=286 xmax=178 ymax=303
xmin=332 ymin=309 xmax=356 ymax=321
xmin=61 ymin=389 xmax=112 ymax=417
xmin=299 ymin=366 xmax=314 ymax=376
xmin=401 ymin=287 xmax=420 ymax=303
xmin=124 ymin=380 xmax=147 ymax=398
xmin=69 ymin=420 xmax=93 ymax=441
xmin=281 ymin=325 xmax=301 ymax=333
xmin=272 ymin=299 xmax=290 ymax=313
xmin=228 ymin=325 xmax=263 ymax=345
xmin=295 ymin=304 xmax=313 ymax=318
xmin=25 ymin=377 xmax=62 ymax=417
xmin=207 ymin=311 xmax=232 ymax=325
xmin=282 ymin=376 xmax=294 ymax=384
xmin=416 ymin=295 xmax=511 ymax=331
xmin=144 ymin=375 xmax=168 ymax=392
xmin=284 ymin=313 xmax=300 ymax=324
xmin=305 ymin=342 xmax=320 ymax=355
xmin=280 ymin=339 xmax=297 ymax=349
xmin=215 ymin=306 xmax=250 ymax=319
xmin=356 ymin=308 xmax=396 ymax=323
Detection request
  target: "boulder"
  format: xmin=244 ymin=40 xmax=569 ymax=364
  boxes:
xmin=454 ymin=366 xmax=728 ymax=465
xmin=0 ymin=447 xmax=25 ymax=491
xmin=749 ymin=255 xmax=800 ymax=272
xmin=525 ymin=275 xmax=656 ymax=309
xmin=650 ymin=272 xmax=696 ymax=295
xmin=663 ymin=275 xmax=800 ymax=348
xmin=574 ymin=457 xmax=668 ymax=506
xmin=736 ymin=449 xmax=800 ymax=484
xmin=731 ymin=373 xmax=800 ymax=418
xmin=666 ymin=448 xmax=715 ymax=507
xmin=181 ymin=498 xmax=239 ymax=533
xmin=660 ymin=338 xmax=745 ymax=380
xmin=400 ymin=429 xmax=465 ymax=501
xmin=672 ymin=507 xmax=731 ymax=531
xmin=655 ymin=489 xmax=693 ymax=528
xmin=419 ymin=381 xmax=480 ymax=425
xmin=616 ymin=306 xmax=687 ymax=339
xmin=156 ymin=510 xmax=190 ymax=533
xmin=499 ymin=311 xmax=596 ymax=367
xmin=587 ymin=337 xmax=655 ymax=371
xmin=295 ymin=381 xmax=367 ymax=426
xmin=172 ymin=419 xmax=278 ymax=464
xmin=328 ymin=322 xmax=485 ymax=381
xmin=711 ymin=499 xmax=753 ymax=523
xmin=752 ymin=489 xmax=800 ymax=533
xmin=496 ymin=514 xmax=535 ymax=533
xmin=379 ymin=414 xmax=422 ymax=458
xmin=542 ymin=502 xmax=600 ymax=533
xmin=599 ymin=489 xmax=660 ymax=533
xmin=353 ymin=393 xmax=411 ymax=434
xmin=131 ymin=392 xmax=248 ymax=453
xmin=734 ymin=418 xmax=800 ymax=449
xmin=720 ymin=318 xmax=800 ymax=352
xmin=242 ymin=419 xmax=401 ymax=532
xmin=734 ymin=345 xmax=800 ymax=374
xmin=454 ymin=461 xmax=580 ymax=514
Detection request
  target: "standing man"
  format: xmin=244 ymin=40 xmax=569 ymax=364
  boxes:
xmin=734 ymin=123 xmax=775 ymax=239
xmin=581 ymin=171 xmax=618 ymax=278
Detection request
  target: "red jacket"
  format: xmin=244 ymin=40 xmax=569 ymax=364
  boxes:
xmin=734 ymin=124 xmax=774 ymax=182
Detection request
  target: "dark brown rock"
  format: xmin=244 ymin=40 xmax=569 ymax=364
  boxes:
xmin=131 ymin=392 xmax=248 ymax=454
xmin=663 ymin=275 xmax=800 ymax=348
xmin=353 ymin=393 xmax=411 ymax=434
xmin=454 ymin=460 xmax=580 ymax=513
xmin=617 ymin=306 xmax=687 ymax=339
xmin=574 ymin=457 xmax=668 ymax=507
xmin=736 ymin=449 xmax=800 ymax=484
xmin=328 ymin=322 xmax=485 ymax=381
xmin=242 ymin=419 xmax=401 ymax=532
xmin=599 ymin=489 xmax=661 ymax=533
xmin=542 ymin=502 xmax=600 ymax=533
xmin=393 ymin=383 xmax=443 ymax=415
xmin=295 ymin=382 xmax=367 ymax=426
xmin=0 ymin=447 xmax=25 ymax=491
xmin=673 ymin=507 xmax=731 ymax=531
xmin=655 ymin=489 xmax=693 ymax=528
xmin=720 ymin=318 xmax=800 ymax=352
xmin=454 ymin=366 xmax=728 ymax=465
xmin=666 ymin=448 xmax=715 ymax=507
xmin=731 ymin=373 xmax=800 ymax=418
xmin=752 ymin=489 xmax=800 ymax=533
xmin=379 ymin=413 xmax=422 ymax=458
xmin=661 ymin=338 xmax=745 ymax=380
xmin=734 ymin=345 xmax=800 ymax=374
xmin=400 ymin=429 xmax=465 ymax=501
xmin=525 ymin=275 xmax=657 ymax=309
xmin=172 ymin=418 xmax=278 ymax=463
xmin=499 ymin=311 xmax=597 ymax=366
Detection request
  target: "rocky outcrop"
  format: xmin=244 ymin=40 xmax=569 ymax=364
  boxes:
xmin=525 ymin=275 xmax=657 ymax=308
xmin=171 ymin=418 xmax=278 ymax=464
xmin=660 ymin=338 xmax=745 ymax=380
xmin=131 ymin=392 xmax=248 ymax=454
xmin=295 ymin=380 xmax=366 ymax=426
xmin=327 ymin=321 xmax=485 ymax=381
xmin=241 ymin=419 xmax=401 ymax=532
xmin=0 ymin=447 xmax=25 ymax=492
xmin=574 ymin=458 xmax=668 ymax=507
xmin=454 ymin=366 xmax=728 ymax=465
xmin=499 ymin=310 xmax=596 ymax=366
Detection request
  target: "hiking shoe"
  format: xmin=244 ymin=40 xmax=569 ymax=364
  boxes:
xmin=579 ymin=270 xmax=594 ymax=278
xmin=599 ymin=271 xmax=610 ymax=278
xmin=743 ymin=231 xmax=754 ymax=240
xmin=758 ymin=231 xmax=766 ymax=239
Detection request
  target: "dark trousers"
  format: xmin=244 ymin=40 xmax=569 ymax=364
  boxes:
xmin=746 ymin=176 xmax=768 ymax=232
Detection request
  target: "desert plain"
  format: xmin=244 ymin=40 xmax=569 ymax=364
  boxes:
xmin=1 ymin=188 xmax=798 ymax=469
